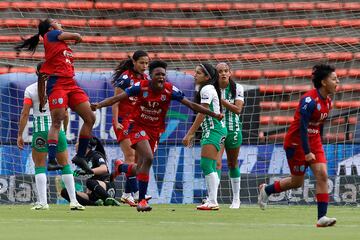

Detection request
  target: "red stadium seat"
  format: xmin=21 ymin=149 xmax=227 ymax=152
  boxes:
xmin=331 ymin=117 xmax=346 ymax=125
xmin=156 ymin=53 xmax=183 ymax=60
xmin=258 ymin=85 xmax=283 ymax=94
xmin=220 ymin=38 xmax=247 ymax=45
xmin=343 ymin=2 xmax=360 ymax=11
xmin=0 ymin=2 xmax=11 ymax=10
xmin=199 ymin=20 xmax=226 ymax=28
xmin=137 ymin=36 xmax=164 ymax=44
xmin=9 ymin=67 xmax=34 ymax=73
xmin=177 ymin=3 xmax=203 ymax=11
xmin=2 ymin=19 xmax=37 ymax=28
xmin=272 ymin=116 xmax=294 ymax=125
xmin=170 ymin=19 xmax=198 ymax=28
xmin=94 ymin=2 xmax=122 ymax=10
xmin=282 ymin=19 xmax=309 ymax=28
xmin=275 ymin=37 xmax=303 ymax=45
xmin=234 ymin=70 xmax=262 ymax=79
xmin=88 ymin=19 xmax=114 ymax=27
xmin=335 ymin=101 xmax=360 ymax=109
xmin=284 ymin=85 xmax=311 ymax=93
xmin=260 ymin=116 xmax=272 ymax=125
xmin=82 ymin=36 xmax=108 ymax=44
xmin=325 ymin=133 xmax=345 ymax=142
xmin=310 ymin=19 xmax=338 ymax=28
xmin=149 ymin=3 xmax=177 ymax=11
xmin=267 ymin=52 xmax=296 ymax=60
xmin=304 ymin=37 xmax=332 ymax=45
xmin=338 ymin=19 xmax=360 ymax=28
xmin=336 ymin=69 xmax=348 ymax=77
xmin=232 ymin=3 xmax=259 ymax=11
xmin=325 ymin=52 xmax=353 ymax=61
xmin=164 ymin=37 xmax=191 ymax=44
xmin=268 ymin=133 xmax=286 ymax=141
xmin=0 ymin=35 xmax=21 ymax=42
xmin=287 ymin=2 xmax=315 ymax=11
xmin=254 ymin=20 xmax=281 ymax=28
xmin=0 ymin=51 xmax=18 ymax=59
xmin=115 ymin=20 xmax=142 ymax=28
xmin=0 ymin=67 xmax=8 ymax=74
xmin=121 ymin=2 xmax=148 ymax=11
xmin=337 ymin=83 xmax=360 ymax=91
xmin=66 ymin=2 xmax=93 ymax=10
xmin=347 ymin=70 xmax=360 ymax=77
xmin=278 ymin=101 xmax=298 ymax=110
xmin=143 ymin=20 xmax=171 ymax=27
xmin=60 ymin=19 xmax=87 ymax=27
xmin=212 ymin=53 xmax=239 ymax=61
xmin=291 ymin=69 xmax=312 ymax=77
xmin=184 ymin=53 xmax=212 ymax=60
xmin=192 ymin=37 xmax=220 ymax=45
xmin=73 ymin=52 xmax=99 ymax=60
xmin=247 ymin=38 xmax=275 ymax=45
xmin=260 ymin=102 xmax=278 ymax=110
xmin=259 ymin=3 xmax=287 ymax=11
xmin=11 ymin=2 xmax=38 ymax=10
xmin=349 ymin=116 xmax=358 ymax=125
xmin=226 ymin=20 xmax=253 ymax=28
xmin=316 ymin=2 xmax=343 ymax=10
xmin=204 ymin=3 xmax=232 ymax=11
xmin=240 ymin=53 xmax=267 ymax=61
xmin=332 ymin=37 xmax=360 ymax=45
xmin=263 ymin=70 xmax=291 ymax=78
xmin=99 ymin=52 xmax=128 ymax=61
xmin=297 ymin=52 xmax=325 ymax=60
xmin=108 ymin=36 xmax=136 ymax=44
xmin=37 ymin=2 xmax=66 ymax=9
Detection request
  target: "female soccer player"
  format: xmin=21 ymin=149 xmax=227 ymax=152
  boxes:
xmin=61 ymin=137 xmax=120 ymax=206
xmin=216 ymin=62 xmax=244 ymax=209
xmin=111 ymin=50 xmax=149 ymax=206
xmin=258 ymin=64 xmax=339 ymax=227
xmin=183 ymin=63 xmax=227 ymax=211
xmin=15 ymin=18 xmax=95 ymax=173
xmin=92 ymin=60 xmax=223 ymax=212
xmin=17 ymin=62 xmax=84 ymax=210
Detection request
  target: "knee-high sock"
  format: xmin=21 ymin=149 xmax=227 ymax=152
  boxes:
xmin=86 ymin=179 xmax=109 ymax=200
xmin=35 ymin=167 xmax=47 ymax=205
xmin=61 ymin=164 xmax=77 ymax=203
xmin=229 ymin=167 xmax=241 ymax=201
xmin=317 ymin=193 xmax=329 ymax=219
xmin=265 ymin=181 xmax=282 ymax=196
xmin=60 ymin=188 xmax=95 ymax=206
xmin=47 ymin=139 xmax=57 ymax=162
xmin=137 ymin=173 xmax=149 ymax=201
xmin=205 ymin=172 xmax=218 ymax=205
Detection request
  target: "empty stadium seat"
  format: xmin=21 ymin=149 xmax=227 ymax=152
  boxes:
xmin=226 ymin=20 xmax=253 ymax=28
xmin=240 ymin=53 xmax=267 ymax=61
xmin=272 ymin=116 xmax=294 ymax=125
xmin=121 ymin=2 xmax=148 ymax=11
xmin=310 ymin=19 xmax=338 ymax=28
xmin=137 ymin=36 xmax=164 ymax=45
xmin=268 ymin=53 xmax=296 ymax=60
xmin=81 ymin=36 xmax=108 ymax=44
xmin=259 ymin=116 xmax=272 ymax=125
xmin=60 ymin=19 xmax=87 ymax=27
xmin=177 ymin=3 xmax=203 ymax=11
xmin=282 ymin=19 xmax=309 ymax=28
xmin=170 ymin=19 xmax=198 ymax=28
xmin=94 ymin=2 xmax=122 ymax=10
xmin=108 ymin=36 xmax=136 ymax=44
xmin=334 ymin=101 xmax=360 ymax=109
xmin=263 ymin=70 xmax=291 ymax=78
xmin=212 ymin=53 xmax=239 ymax=61
xmin=66 ymin=2 xmax=93 ymax=10
xmin=37 ymin=2 xmax=66 ymax=9
xmin=143 ymin=20 xmax=171 ymax=28
xmin=275 ymin=37 xmax=303 ymax=45
xmin=278 ymin=101 xmax=298 ymax=110
xmin=234 ymin=70 xmax=262 ymax=79
xmin=192 ymin=37 xmax=220 ymax=45
xmin=260 ymin=102 xmax=278 ymax=110
xmin=204 ymin=3 xmax=232 ymax=11
xmin=284 ymin=85 xmax=312 ymax=92
xmin=287 ymin=2 xmax=315 ymax=11
xmin=232 ymin=3 xmax=259 ymax=11
xmin=149 ymin=3 xmax=177 ymax=11
xmin=88 ymin=19 xmax=114 ymax=28
xmin=258 ymin=85 xmax=283 ymax=94
xmin=164 ymin=37 xmax=191 ymax=44
xmin=11 ymin=2 xmax=38 ymax=10
xmin=115 ymin=20 xmax=142 ymax=28
xmin=0 ymin=36 xmax=21 ymax=42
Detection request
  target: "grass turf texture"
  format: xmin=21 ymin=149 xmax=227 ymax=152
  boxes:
xmin=0 ymin=205 xmax=359 ymax=240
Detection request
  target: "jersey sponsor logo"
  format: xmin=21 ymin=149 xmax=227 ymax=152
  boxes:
xmin=307 ymin=128 xmax=319 ymax=134
xmin=161 ymin=94 xmax=166 ymax=101
xmin=35 ymin=136 xmax=46 ymax=148
xmin=317 ymin=103 xmax=321 ymax=111
xmin=52 ymin=99 xmax=57 ymax=105
xmin=201 ymin=92 xmax=210 ymax=100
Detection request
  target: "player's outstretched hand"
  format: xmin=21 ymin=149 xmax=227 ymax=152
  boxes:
xmin=90 ymin=102 xmax=99 ymax=111
xmin=182 ymin=134 xmax=195 ymax=148
xmin=305 ymin=152 xmax=316 ymax=162
xmin=216 ymin=113 xmax=224 ymax=121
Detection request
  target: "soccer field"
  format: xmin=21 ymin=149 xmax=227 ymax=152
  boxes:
xmin=0 ymin=205 xmax=358 ymax=240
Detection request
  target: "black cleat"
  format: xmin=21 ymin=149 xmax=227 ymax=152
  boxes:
xmin=72 ymin=155 xmax=92 ymax=174
xmin=47 ymin=159 xmax=63 ymax=171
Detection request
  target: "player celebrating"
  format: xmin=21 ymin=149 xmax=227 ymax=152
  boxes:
xmin=91 ymin=60 xmax=223 ymax=212
xmin=61 ymin=137 xmax=120 ymax=206
xmin=112 ymin=50 xmax=149 ymax=206
xmin=258 ymin=64 xmax=339 ymax=227
xmin=15 ymin=18 xmax=95 ymax=173
xmin=183 ymin=63 xmax=227 ymax=211
xmin=17 ymin=62 xmax=84 ymax=210
xmin=216 ymin=62 xmax=244 ymax=209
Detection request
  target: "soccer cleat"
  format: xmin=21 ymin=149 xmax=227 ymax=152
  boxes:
xmin=110 ymin=159 xmax=124 ymax=181
xmin=94 ymin=199 xmax=104 ymax=206
xmin=196 ymin=202 xmax=219 ymax=211
xmin=72 ymin=155 xmax=92 ymax=174
xmin=70 ymin=201 xmax=85 ymax=211
xmin=120 ymin=193 xmax=137 ymax=207
xmin=31 ymin=203 xmax=49 ymax=210
xmin=229 ymin=199 xmax=241 ymax=209
xmin=316 ymin=216 xmax=337 ymax=227
xmin=47 ymin=159 xmax=63 ymax=171
xmin=134 ymin=191 xmax=152 ymax=203
xmin=258 ymin=183 xmax=268 ymax=210
xmin=201 ymin=196 xmax=209 ymax=205
xmin=137 ymin=199 xmax=152 ymax=212
xmin=104 ymin=197 xmax=121 ymax=206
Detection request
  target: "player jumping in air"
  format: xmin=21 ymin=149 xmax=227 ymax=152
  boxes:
xmin=91 ymin=60 xmax=223 ymax=212
xmin=15 ymin=18 xmax=95 ymax=173
xmin=258 ymin=64 xmax=339 ymax=227
xmin=111 ymin=50 xmax=149 ymax=206
xmin=17 ymin=62 xmax=84 ymax=210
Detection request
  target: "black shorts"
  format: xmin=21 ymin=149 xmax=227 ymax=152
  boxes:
xmin=88 ymin=181 xmax=116 ymax=201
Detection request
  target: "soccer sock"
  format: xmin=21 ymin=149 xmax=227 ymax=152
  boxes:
xmin=265 ymin=181 xmax=282 ymax=196
xmin=205 ymin=172 xmax=218 ymax=205
xmin=47 ymin=139 xmax=58 ymax=161
xmin=216 ymin=169 xmax=221 ymax=180
xmin=35 ymin=167 xmax=47 ymax=205
xmin=124 ymin=176 xmax=132 ymax=194
xmin=128 ymin=176 xmax=138 ymax=193
xmin=60 ymin=188 xmax=95 ymax=206
xmin=119 ymin=163 xmax=136 ymax=176
xmin=86 ymin=179 xmax=109 ymax=200
xmin=61 ymin=164 xmax=77 ymax=203
xmin=230 ymin=168 xmax=241 ymax=201
xmin=200 ymin=157 xmax=216 ymax=176
xmin=77 ymin=135 xmax=91 ymax=158
xmin=137 ymin=173 xmax=149 ymax=201
xmin=316 ymin=193 xmax=329 ymax=219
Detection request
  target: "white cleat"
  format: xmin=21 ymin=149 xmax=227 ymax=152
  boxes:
xmin=70 ymin=201 xmax=85 ymax=211
xmin=31 ymin=203 xmax=49 ymax=210
xmin=229 ymin=199 xmax=240 ymax=209
xmin=202 ymin=196 xmax=210 ymax=205
xmin=316 ymin=216 xmax=337 ymax=227
xmin=134 ymin=191 xmax=152 ymax=203
xmin=197 ymin=202 xmax=219 ymax=211
xmin=120 ymin=192 xmax=137 ymax=207
xmin=258 ymin=183 xmax=268 ymax=210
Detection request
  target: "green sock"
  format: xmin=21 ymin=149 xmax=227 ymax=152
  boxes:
xmin=35 ymin=166 xmax=46 ymax=175
xmin=229 ymin=167 xmax=240 ymax=178
xmin=200 ymin=157 xmax=216 ymax=175
xmin=61 ymin=164 xmax=73 ymax=175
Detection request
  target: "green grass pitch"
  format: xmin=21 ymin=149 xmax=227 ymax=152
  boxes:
xmin=0 ymin=204 xmax=359 ymax=240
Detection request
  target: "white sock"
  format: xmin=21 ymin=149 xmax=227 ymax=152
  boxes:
xmin=206 ymin=172 xmax=218 ymax=205
xmin=62 ymin=174 xmax=77 ymax=203
xmin=35 ymin=173 xmax=47 ymax=205
xmin=230 ymin=177 xmax=241 ymax=202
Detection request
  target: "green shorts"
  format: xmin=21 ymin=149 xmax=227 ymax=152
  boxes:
xmin=224 ymin=130 xmax=243 ymax=149
xmin=31 ymin=130 xmax=67 ymax=153
xmin=201 ymin=127 xmax=228 ymax=151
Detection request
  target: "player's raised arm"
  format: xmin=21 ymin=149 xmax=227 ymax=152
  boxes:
xmin=57 ymin=32 xmax=82 ymax=44
xmin=91 ymin=91 xmax=128 ymax=110
xmin=180 ymin=98 xmax=223 ymax=120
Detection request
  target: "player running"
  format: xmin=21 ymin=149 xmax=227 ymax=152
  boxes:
xmin=17 ymin=62 xmax=84 ymax=210
xmin=216 ymin=62 xmax=244 ymax=209
xmin=91 ymin=60 xmax=223 ymax=212
xmin=258 ymin=64 xmax=339 ymax=227
xmin=183 ymin=63 xmax=227 ymax=211
xmin=15 ymin=18 xmax=95 ymax=173
xmin=111 ymin=50 xmax=149 ymax=206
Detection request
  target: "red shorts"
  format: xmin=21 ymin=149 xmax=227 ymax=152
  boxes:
xmin=112 ymin=117 xmax=131 ymax=143
xmin=284 ymin=145 xmax=327 ymax=176
xmin=128 ymin=125 xmax=160 ymax=154
xmin=47 ymin=76 xmax=89 ymax=110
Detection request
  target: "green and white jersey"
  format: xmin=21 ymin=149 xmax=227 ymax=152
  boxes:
xmin=200 ymin=85 xmax=225 ymax=132
xmin=24 ymin=82 xmax=52 ymax=133
xmin=221 ymin=83 xmax=244 ymax=132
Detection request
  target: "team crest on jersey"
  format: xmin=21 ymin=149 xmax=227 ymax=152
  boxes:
xmin=122 ymin=74 xmax=128 ymax=79
xmin=58 ymin=98 xmax=63 ymax=104
xmin=52 ymin=99 xmax=57 ymax=105
xmin=317 ymin=103 xmax=321 ymax=111
xmin=220 ymin=136 xmax=226 ymax=145
xmin=305 ymin=97 xmax=311 ymax=103
xmin=35 ymin=137 xmax=46 ymax=149
xmin=135 ymin=131 xmax=146 ymax=138
xmin=161 ymin=95 xmax=166 ymax=101
xmin=130 ymin=79 xmax=134 ymax=85
xmin=143 ymin=91 xmax=148 ymax=98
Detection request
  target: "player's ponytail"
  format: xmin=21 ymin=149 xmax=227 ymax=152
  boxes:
xmin=112 ymin=50 xmax=149 ymax=85
xmin=312 ymin=64 xmax=335 ymax=89
xmin=14 ymin=19 xmax=52 ymax=54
